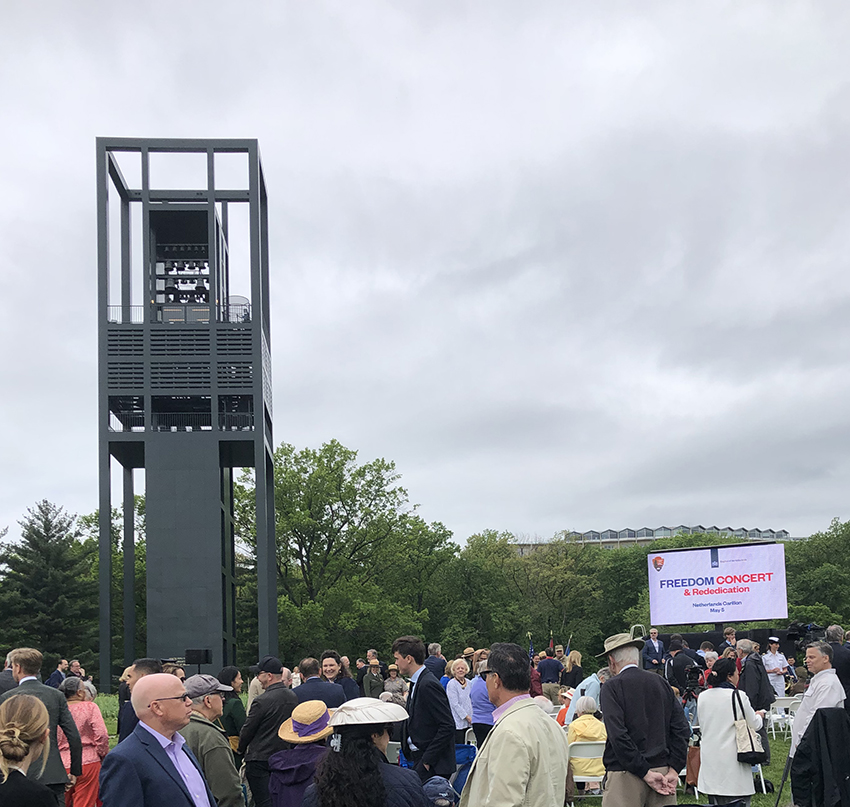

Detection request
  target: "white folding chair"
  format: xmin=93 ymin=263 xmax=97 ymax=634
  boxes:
xmin=769 ymin=696 xmax=799 ymax=739
xmin=464 ymin=727 xmax=476 ymax=746
xmin=565 ymin=741 xmax=606 ymax=806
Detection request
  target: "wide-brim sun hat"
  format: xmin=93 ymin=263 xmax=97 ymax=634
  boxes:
xmin=328 ymin=697 xmax=409 ymax=726
xmin=278 ymin=700 xmax=335 ymax=744
xmin=596 ymin=633 xmax=646 ymax=658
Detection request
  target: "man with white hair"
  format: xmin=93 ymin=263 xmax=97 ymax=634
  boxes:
xmin=789 ymin=641 xmax=846 ymax=757
xmin=238 ymin=656 xmax=298 ymax=807
xmin=737 ymin=637 xmax=775 ymax=763
xmin=598 ymin=633 xmax=690 ymax=806
xmin=99 ymin=673 xmax=216 ymax=807
xmin=424 ymin=642 xmax=446 ymax=680
xmin=179 ymin=674 xmax=243 ymax=807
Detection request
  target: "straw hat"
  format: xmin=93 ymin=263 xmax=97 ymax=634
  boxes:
xmin=278 ymin=700 xmax=335 ymax=744
xmin=596 ymin=633 xmax=645 ymax=658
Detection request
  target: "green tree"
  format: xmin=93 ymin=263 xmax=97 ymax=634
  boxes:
xmin=0 ymin=501 xmax=97 ymax=667
xmin=79 ymin=496 xmax=148 ymax=667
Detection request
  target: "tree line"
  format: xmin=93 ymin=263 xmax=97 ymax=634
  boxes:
xmin=1 ymin=438 xmax=848 ymax=684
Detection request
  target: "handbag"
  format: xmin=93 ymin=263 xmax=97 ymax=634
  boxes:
xmin=732 ymin=688 xmax=768 ymax=764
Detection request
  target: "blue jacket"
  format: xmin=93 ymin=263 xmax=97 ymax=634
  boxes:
xmin=99 ymin=722 xmax=216 ymax=807
xmin=295 ymin=677 xmax=346 ymax=708
xmin=642 ymin=638 xmax=665 ymax=669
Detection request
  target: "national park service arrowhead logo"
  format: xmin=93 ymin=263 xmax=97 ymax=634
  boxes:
xmin=652 ymin=556 xmax=665 ymax=572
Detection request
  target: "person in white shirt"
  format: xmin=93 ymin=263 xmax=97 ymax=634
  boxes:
xmin=762 ymin=637 xmax=789 ymax=700
xmin=789 ymin=641 xmax=846 ymax=757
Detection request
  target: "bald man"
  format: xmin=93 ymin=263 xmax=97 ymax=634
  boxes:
xmin=99 ymin=673 xmax=217 ymax=807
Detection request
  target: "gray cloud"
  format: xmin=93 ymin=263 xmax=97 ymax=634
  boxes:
xmin=1 ymin=1 xmax=849 ymax=543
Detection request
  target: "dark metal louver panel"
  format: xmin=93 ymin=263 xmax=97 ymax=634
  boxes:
xmin=107 ymin=362 xmax=144 ymax=388
xmin=150 ymin=331 xmax=211 ymax=356
xmin=107 ymin=331 xmax=144 ymax=357
xmin=150 ymin=362 xmax=211 ymax=389
xmin=217 ymin=362 xmax=253 ymax=387
xmin=217 ymin=329 xmax=253 ymax=356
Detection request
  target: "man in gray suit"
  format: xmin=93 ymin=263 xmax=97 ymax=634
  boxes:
xmin=0 ymin=647 xmax=83 ymax=805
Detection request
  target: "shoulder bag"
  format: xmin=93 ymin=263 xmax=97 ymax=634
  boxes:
xmin=732 ymin=688 xmax=767 ymax=764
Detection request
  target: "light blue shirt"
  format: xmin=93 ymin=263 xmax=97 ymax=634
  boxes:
xmin=563 ymin=673 xmax=600 ymax=724
xmin=138 ymin=721 xmax=212 ymax=807
xmin=407 ymin=665 xmax=426 ymax=751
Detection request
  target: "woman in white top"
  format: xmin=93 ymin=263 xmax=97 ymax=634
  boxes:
xmin=446 ymin=659 xmax=472 ymax=744
xmin=762 ymin=637 xmax=789 ymax=700
xmin=697 ymin=657 xmax=765 ymax=806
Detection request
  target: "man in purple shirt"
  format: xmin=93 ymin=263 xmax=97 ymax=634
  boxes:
xmin=99 ymin=673 xmax=216 ymax=807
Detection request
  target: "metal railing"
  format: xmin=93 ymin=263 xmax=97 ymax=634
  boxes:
xmin=150 ymin=413 xmax=213 ymax=432
xmin=107 ymin=304 xmax=253 ymax=324
xmin=219 ymin=413 xmax=255 ymax=431
xmin=107 ymin=306 xmax=145 ymax=324
xmin=219 ymin=304 xmax=252 ymax=323
xmin=109 ymin=412 xmax=144 ymax=432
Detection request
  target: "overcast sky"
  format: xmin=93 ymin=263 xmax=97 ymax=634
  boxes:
xmin=1 ymin=2 xmax=849 ymax=544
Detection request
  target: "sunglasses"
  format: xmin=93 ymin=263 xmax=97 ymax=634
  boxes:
xmin=480 ymin=670 xmax=499 ymax=679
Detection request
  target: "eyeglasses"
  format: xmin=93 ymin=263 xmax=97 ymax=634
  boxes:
xmin=480 ymin=670 xmax=499 ymax=680
xmin=149 ymin=693 xmax=191 ymax=707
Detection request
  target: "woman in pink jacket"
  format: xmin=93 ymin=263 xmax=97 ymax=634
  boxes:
xmin=57 ymin=677 xmax=109 ymax=807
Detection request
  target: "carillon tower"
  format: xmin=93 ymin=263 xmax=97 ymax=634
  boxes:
xmin=96 ymin=138 xmax=277 ymax=687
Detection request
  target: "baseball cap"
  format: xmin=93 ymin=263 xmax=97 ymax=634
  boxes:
xmin=249 ymin=655 xmax=283 ymax=675
xmin=184 ymin=674 xmax=233 ymax=699
xmin=422 ymin=776 xmax=459 ymax=806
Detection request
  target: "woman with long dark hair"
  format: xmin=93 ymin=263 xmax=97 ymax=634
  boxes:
xmin=303 ymin=698 xmax=427 ymax=807
xmin=217 ymin=666 xmax=247 ymax=766
xmin=697 ymin=657 xmax=764 ymax=806
xmin=320 ymin=651 xmax=360 ymax=701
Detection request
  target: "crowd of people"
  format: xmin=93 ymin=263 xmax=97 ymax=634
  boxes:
xmin=0 ymin=624 xmax=848 ymax=807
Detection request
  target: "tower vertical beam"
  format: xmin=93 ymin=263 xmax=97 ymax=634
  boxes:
xmin=122 ymin=467 xmax=135 ymax=667
xmin=96 ymin=141 xmax=113 ymax=693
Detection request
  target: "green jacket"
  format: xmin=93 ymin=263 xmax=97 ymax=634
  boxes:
xmin=363 ymin=671 xmax=385 ymax=699
xmin=220 ymin=695 xmax=247 ymax=739
xmin=179 ymin=711 xmax=245 ymax=807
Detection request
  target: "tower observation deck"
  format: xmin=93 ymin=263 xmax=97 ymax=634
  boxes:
xmin=96 ymin=138 xmax=277 ymax=688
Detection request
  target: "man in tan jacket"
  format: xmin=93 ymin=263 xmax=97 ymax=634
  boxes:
xmin=459 ymin=643 xmax=569 ymax=807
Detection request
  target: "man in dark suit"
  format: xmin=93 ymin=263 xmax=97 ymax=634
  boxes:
xmin=392 ymin=634 xmax=455 ymax=782
xmin=238 ymin=656 xmax=298 ymax=807
xmin=826 ymin=624 xmax=850 ymax=711
xmin=423 ymin=643 xmax=446 ymax=680
xmin=641 ymin=628 xmax=665 ymax=671
xmin=0 ymin=647 xmax=83 ymax=805
xmin=118 ymin=658 xmax=164 ymax=742
xmin=0 ymin=652 xmax=16 ymax=695
xmin=99 ymin=673 xmax=216 ymax=807
xmin=44 ymin=659 xmax=68 ymax=688
xmin=294 ymin=657 xmax=346 ymax=707
xmin=599 ymin=633 xmax=690 ymax=805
